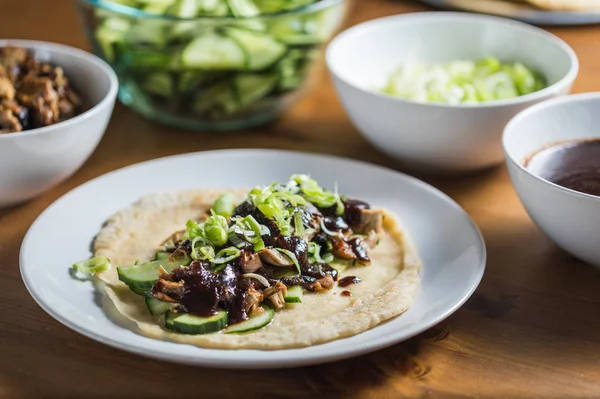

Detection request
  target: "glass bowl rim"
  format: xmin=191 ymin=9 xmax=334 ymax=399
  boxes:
xmin=77 ymin=0 xmax=345 ymax=20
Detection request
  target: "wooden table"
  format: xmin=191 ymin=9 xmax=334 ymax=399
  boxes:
xmin=2 ymin=0 xmax=600 ymax=397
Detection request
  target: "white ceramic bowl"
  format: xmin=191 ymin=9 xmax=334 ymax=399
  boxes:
xmin=326 ymin=12 xmax=579 ymax=173
xmin=503 ymin=93 xmax=600 ymax=268
xmin=0 ymin=40 xmax=118 ymax=208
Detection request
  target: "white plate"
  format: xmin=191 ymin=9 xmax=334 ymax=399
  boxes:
xmin=20 ymin=149 xmax=486 ymax=369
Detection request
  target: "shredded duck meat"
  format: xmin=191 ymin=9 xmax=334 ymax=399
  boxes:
xmin=0 ymin=46 xmax=84 ymax=134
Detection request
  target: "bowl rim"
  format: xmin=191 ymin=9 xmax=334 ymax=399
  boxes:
xmin=77 ymin=0 xmax=344 ymax=20
xmin=0 ymin=39 xmax=119 ymax=141
xmin=325 ymin=11 xmax=579 ymax=109
xmin=503 ymin=91 xmax=600 ymax=203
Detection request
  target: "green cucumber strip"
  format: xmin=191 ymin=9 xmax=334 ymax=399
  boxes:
xmin=234 ymin=73 xmax=278 ymax=106
xmin=141 ymin=1 xmax=175 ymax=14
xmin=271 ymin=268 xmax=298 ymax=279
xmin=145 ymin=297 xmax=172 ymax=315
xmin=277 ymin=49 xmax=305 ymax=91
xmin=141 ymin=73 xmax=173 ymax=98
xmin=117 ymin=259 xmax=185 ymax=292
xmin=165 ymin=310 xmax=228 ymax=334
xmin=225 ymin=28 xmax=286 ymax=71
xmin=178 ymin=70 xmax=227 ymax=92
xmin=182 ymin=33 xmax=247 ymax=70
xmin=192 ymin=80 xmax=239 ymax=115
xmin=94 ymin=18 xmax=130 ymax=62
xmin=268 ymin=17 xmax=313 ymax=45
xmin=226 ymin=0 xmax=260 ymax=17
xmin=225 ymin=306 xmax=274 ymax=333
xmin=283 ymin=285 xmax=303 ymax=303
xmin=167 ymin=0 xmax=201 ymax=17
xmin=155 ymin=251 xmax=172 ymax=260
xmin=126 ymin=49 xmax=173 ymax=69
xmin=253 ymin=0 xmax=313 ymax=12
xmin=130 ymin=287 xmax=151 ymax=296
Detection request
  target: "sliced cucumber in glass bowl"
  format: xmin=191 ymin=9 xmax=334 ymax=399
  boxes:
xmin=76 ymin=0 xmax=348 ymax=130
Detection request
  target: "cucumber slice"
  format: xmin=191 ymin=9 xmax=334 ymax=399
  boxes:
xmin=167 ymin=0 xmax=201 ymax=17
xmin=94 ymin=18 xmax=130 ymax=62
xmin=182 ymin=33 xmax=247 ymax=70
xmin=124 ymin=48 xmax=174 ymax=69
xmin=234 ymin=20 xmax=267 ymax=32
xmin=117 ymin=258 xmax=186 ymax=292
xmin=128 ymin=22 xmax=169 ymax=46
xmin=141 ymin=73 xmax=173 ymax=98
xmin=253 ymin=0 xmax=313 ymax=12
xmin=225 ymin=306 xmax=274 ymax=333
xmin=226 ymin=0 xmax=260 ymax=17
xmin=193 ymin=81 xmax=239 ymax=115
xmin=178 ymin=70 xmax=227 ymax=92
xmin=268 ymin=17 xmax=312 ymax=45
xmin=276 ymin=49 xmax=305 ymax=91
xmin=234 ymin=73 xmax=277 ymax=106
xmin=283 ymin=285 xmax=303 ymax=303
xmin=272 ymin=268 xmax=297 ymax=279
xmin=165 ymin=310 xmax=228 ymax=334
xmin=155 ymin=251 xmax=172 ymax=260
xmin=225 ymin=28 xmax=286 ymax=71
xmin=269 ymin=7 xmax=341 ymax=45
xmin=145 ymin=297 xmax=172 ymax=315
xmin=141 ymin=2 xmax=175 ymax=14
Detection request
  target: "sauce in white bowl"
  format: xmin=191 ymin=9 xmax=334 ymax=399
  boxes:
xmin=503 ymin=93 xmax=600 ymax=268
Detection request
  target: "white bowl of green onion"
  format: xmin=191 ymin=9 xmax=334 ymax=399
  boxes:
xmin=326 ymin=12 xmax=579 ymax=173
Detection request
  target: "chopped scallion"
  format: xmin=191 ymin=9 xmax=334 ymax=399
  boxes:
xmin=213 ymin=193 xmax=235 ymax=218
xmin=212 ymin=246 xmax=241 ymax=265
xmin=71 ymin=256 xmax=111 ymax=275
xmin=275 ymin=248 xmax=301 ymax=274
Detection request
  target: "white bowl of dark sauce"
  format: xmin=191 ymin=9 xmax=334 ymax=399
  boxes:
xmin=503 ymin=93 xmax=600 ymax=267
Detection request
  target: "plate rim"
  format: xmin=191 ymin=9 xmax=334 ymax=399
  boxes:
xmin=19 ymin=148 xmax=487 ymax=369
xmin=418 ymin=0 xmax=600 ymax=25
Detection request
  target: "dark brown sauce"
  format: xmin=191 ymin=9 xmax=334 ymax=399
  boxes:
xmin=338 ymin=276 xmax=362 ymax=287
xmin=526 ymin=139 xmax=600 ymax=197
xmin=341 ymin=290 xmax=352 ymax=297
xmin=348 ymin=237 xmax=370 ymax=263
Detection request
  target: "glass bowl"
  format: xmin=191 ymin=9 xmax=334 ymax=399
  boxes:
xmin=75 ymin=0 xmax=348 ymax=131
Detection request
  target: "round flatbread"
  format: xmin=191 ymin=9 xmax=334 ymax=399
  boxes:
xmin=93 ymin=189 xmax=422 ymax=350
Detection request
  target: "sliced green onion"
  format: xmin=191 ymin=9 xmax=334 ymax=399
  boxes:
xmin=235 ymin=215 xmax=266 ymax=251
xmin=204 ymin=210 xmax=229 ymax=247
xmin=244 ymin=215 xmax=262 ymax=241
xmin=184 ymin=219 xmax=204 ymax=239
xmin=294 ymin=211 xmax=305 ymax=236
xmin=307 ymin=242 xmax=334 ymax=264
xmin=213 ymin=193 xmax=235 ymax=217
xmin=260 ymin=225 xmax=271 ymax=236
xmin=275 ymin=248 xmax=301 ymax=274
xmin=307 ymin=242 xmax=320 ymax=264
xmin=272 ymin=191 xmax=306 ymax=207
xmin=71 ymin=257 xmax=111 ymax=275
xmin=191 ymin=236 xmax=214 ymax=261
xmin=243 ymin=273 xmax=270 ymax=287
xmin=228 ymin=232 xmax=248 ymax=249
xmin=333 ymin=183 xmax=344 ymax=216
xmin=275 ymin=214 xmax=293 ymax=237
xmin=291 ymin=174 xmax=311 ymax=184
xmin=212 ymin=246 xmax=241 ymax=265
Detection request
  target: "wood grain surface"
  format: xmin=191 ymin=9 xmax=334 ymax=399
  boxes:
xmin=2 ymin=0 xmax=600 ymax=398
